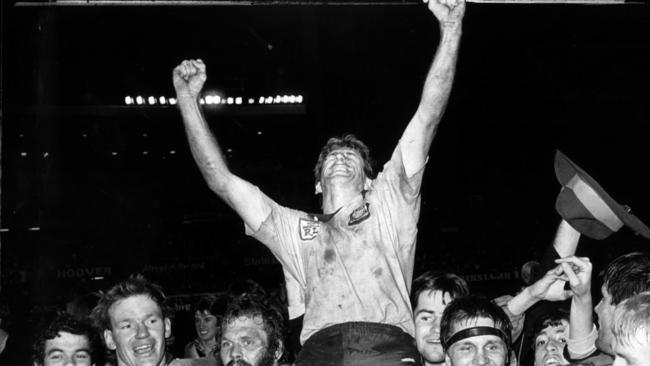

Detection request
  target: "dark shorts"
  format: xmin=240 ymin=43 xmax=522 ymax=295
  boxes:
xmin=295 ymin=322 xmax=422 ymax=366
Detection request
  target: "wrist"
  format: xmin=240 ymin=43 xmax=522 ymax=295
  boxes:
xmin=507 ymin=287 xmax=537 ymax=315
xmin=439 ymin=21 xmax=463 ymax=35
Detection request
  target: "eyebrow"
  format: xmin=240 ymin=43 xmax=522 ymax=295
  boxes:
xmin=415 ymin=309 xmax=437 ymax=316
xmin=46 ymin=348 xmax=91 ymax=355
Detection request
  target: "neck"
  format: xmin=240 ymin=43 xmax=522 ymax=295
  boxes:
xmin=199 ymin=337 xmax=217 ymax=349
xmin=321 ymin=185 xmax=362 ymax=213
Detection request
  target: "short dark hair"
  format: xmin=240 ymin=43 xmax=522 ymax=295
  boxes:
xmin=32 ymin=313 xmax=98 ymax=365
xmin=411 ymin=271 xmax=470 ymax=309
xmin=604 ymin=252 xmax=650 ymax=305
xmin=91 ymin=274 xmax=171 ymax=331
xmin=440 ymin=295 xmax=512 ymax=353
xmin=313 ymin=134 xmax=374 ymax=185
xmin=531 ymin=309 xmax=570 ymax=350
xmin=221 ymin=292 xmax=286 ymax=361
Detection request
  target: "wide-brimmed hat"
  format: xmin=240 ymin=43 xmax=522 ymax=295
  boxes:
xmin=555 ymin=150 xmax=650 ymax=240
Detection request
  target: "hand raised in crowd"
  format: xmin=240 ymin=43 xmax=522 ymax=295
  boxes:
xmin=424 ymin=0 xmax=465 ymax=29
xmin=173 ymin=59 xmax=207 ymax=100
xmin=528 ymin=264 xmax=573 ymax=302
xmin=555 ymin=256 xmax=592 ymax=299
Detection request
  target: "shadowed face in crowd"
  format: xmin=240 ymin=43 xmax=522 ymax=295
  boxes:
xmin=220 ymin=315 xmax=277 ymax=366
xmin=194 ymin=310 xmax=219 ymax=343
xmin=415 ymin=290 xmax=454 ymax=365
xmin=39 ymin=331 xmax=93 ymax=366
xmin=533 ymin=319 xmax=569 ymax=366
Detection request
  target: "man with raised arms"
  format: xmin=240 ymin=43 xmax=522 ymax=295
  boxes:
xmin=173 ymin=0 xmax=465 ymax=363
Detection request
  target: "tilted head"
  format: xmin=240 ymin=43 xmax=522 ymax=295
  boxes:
xmin=32 ymin=313 xmax=97 ymax=366
xmin=596 ymin=252 xmax=650 ymax=354
xmin=611 ymin=292 xmax=650 ymax=366
xmin=220 ymin=293 xmax=286 ymax=366
xmin=440 ymin=295 xmax=512 ymax=366
xmin=532 ymin=309 xmax=570 ymax=366
xmin=411 ymin=272 xmax=470 ymax=365
xmin=192 ymin=295 xmax=228 ymax=343
xmin=313 ymin=134 xmax=374 ymax=194
xmin=91 ymin=274 xmax=172 ymax=366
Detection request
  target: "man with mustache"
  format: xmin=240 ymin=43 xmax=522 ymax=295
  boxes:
xmin=173 ymin=0 xmax=465 ymax=363
xmin=219 ymin=293 xmax=285 ymax=366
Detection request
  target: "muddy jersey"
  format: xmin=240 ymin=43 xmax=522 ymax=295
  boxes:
xmin=246 ymin=146 xmax=424 ymax=344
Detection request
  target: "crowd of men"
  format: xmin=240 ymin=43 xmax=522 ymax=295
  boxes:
xmin=1 ymin=0 xmax=649 ymax=365
xmin=19 ymin=250 xmax=650 ymax=366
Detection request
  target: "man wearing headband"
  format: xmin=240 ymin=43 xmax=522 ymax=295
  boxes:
xmin=439 ymin=295 xmax=512 ymax=366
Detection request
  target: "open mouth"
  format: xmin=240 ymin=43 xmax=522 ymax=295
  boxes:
xmin=544 ymin=355 xmax=562 ymax=366
xmin=133 ymin=343 xmax=155 ymax=356
xmin=425 ymin=338 xmax=441 ymax=345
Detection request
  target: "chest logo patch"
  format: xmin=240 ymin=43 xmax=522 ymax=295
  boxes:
xmin=299 ymin=218 xmax=320 ymax=240
xmin=348 ymin=202 xmax=371 ymax=226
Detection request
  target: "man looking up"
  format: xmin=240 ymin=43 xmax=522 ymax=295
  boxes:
xmin=173 ymin=0 xmax=465 ymax=364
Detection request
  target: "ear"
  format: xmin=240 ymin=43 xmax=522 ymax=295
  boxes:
xmin=315 ymin=182 xmax=322 ymax=194
xmin=274 ymin=340 xmax=284 ymax=362
xmin=103 ymin=329 xmax=117 ymax=351
xmin=363 ymin=177 xmax=371 ymax=191
xmin=164 ymin=318 xmax=172 ymax=339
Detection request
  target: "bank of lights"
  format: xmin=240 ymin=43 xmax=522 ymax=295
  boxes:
xmin=124 ymin=94 xmax=303 ymax=106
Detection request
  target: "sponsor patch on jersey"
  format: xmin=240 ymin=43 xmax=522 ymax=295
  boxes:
xmin=299 ymin=218 xmax=320 ymax=240
xmin=348 ymin=202 xmax=371 ymax=226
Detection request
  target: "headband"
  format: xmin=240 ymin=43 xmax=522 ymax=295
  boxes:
xmin=442 ymin=326 xmax=509 ymax=350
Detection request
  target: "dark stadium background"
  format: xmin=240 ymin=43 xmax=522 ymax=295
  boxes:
xmin=2 ymin=0 xmax=650 ymax=360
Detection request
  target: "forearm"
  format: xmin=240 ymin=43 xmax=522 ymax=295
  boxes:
xmin=415 ymin=24 xmax=462 ymax=127
xmin=570 ymin=293 xmax=593 ymax=343
xmin=507 ymin=287 xmax=539 ymax=316
xmin=400 ymin=24 xmax=462 ymax=175
xmin=178 ymin=95 xmax=233 ymax=194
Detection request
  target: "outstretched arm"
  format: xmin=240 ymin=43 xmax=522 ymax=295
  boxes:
xmin=174 ymin=59 xmax=270 ymax=231
xmin=400 ymin=0 xmax=465 ymax=177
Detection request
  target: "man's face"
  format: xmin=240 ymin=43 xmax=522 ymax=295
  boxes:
xmin=612 ymin=337 xmax=650 ymax=366
xmin=104 ymin=294 xmax=171 ymax=366
xmin=220 ymin=315 xmax=277 ymax=366
xmin=595 ymin=285 xmax=616 ymax=354
xmin=415 ymin=290 xmax=453 ymax=365
xmin=533 ymin=320 xmax=570 ymax=366
xmin=318 ymin=148 xmax=367 ymax=191
xmin=194 ymin=310 xmax=219 ymax=342
xmin=444 ymin=317 xmax=508 ymax=366
xmin=39 ymin=331 xmax=93 ymax=366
